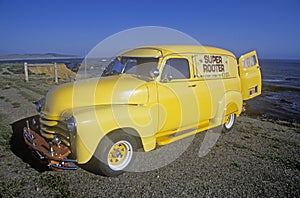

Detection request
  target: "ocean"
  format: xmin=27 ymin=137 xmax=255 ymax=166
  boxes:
xmin=0 ymin=58 xmax=84 ymax=70
xmin=1 ymin=58 xmax=299 ymax=123
xmin=246 ymin=59 xmax=300 ymax=123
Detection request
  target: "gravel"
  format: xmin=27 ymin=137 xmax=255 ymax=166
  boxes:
xmin=0 ymin=66 xmax=299 ymax=197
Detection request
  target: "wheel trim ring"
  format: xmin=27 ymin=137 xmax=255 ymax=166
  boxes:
xmin=225 ymin=114 xmax=235 ymax=129
xmin=107 ymin=140 xmax=133 ymax=171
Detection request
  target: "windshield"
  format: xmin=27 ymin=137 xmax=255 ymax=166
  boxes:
xmin=102 ymin=57 xmax=159 ymax=80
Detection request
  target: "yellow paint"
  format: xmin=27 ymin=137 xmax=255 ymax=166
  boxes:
xmin=238 ymin=50 xmax=262 ymax=100
xmin=108 ymin=143 xmax=127 ymax=165
xmin=39 ymin=45 xmax=261 ymax=164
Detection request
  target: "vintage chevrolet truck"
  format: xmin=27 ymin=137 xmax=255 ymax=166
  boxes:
xmin=23 ymin=45 xmax=261 ymax=176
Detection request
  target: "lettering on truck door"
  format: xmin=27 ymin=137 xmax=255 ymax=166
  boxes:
xmin=193 ymin=54 xmax=229 ymax=119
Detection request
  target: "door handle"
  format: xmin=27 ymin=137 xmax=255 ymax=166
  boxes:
xmin=188 ymin=84 xmax=196 ymax=88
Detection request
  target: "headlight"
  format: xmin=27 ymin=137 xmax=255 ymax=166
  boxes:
xmin=33 ymin=98 xmax=45 ymax=113
xmin=33 ymin=100 xmax=42 ymax=112
xmin=66 ymin=116 xmax=77 ymax=133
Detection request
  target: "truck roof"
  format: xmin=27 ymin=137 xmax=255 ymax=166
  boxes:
xmin=121 ymin=45 xmax=236 ymax=58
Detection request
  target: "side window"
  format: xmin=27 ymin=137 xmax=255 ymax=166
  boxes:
xmin=161 ymin=58 xmax=190 ymax=80
xmin=242 ymin=55 xmax=257 ymax=68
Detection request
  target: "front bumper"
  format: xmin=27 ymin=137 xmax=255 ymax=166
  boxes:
xmin=23 ymin=127 xmax=77 ymax=171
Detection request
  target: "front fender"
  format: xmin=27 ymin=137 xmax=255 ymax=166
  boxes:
xmin=73 ymin=104 xmax=157 ymax=164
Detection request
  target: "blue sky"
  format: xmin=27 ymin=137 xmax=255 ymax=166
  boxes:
xmin=0 ymin=0 xmax=300 ymax=59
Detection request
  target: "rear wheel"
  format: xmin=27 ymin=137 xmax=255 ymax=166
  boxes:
xmin=222 ymin=113 xmax=236 ymax=132
xmin=87 ymin=131 xmax=138 ymax=177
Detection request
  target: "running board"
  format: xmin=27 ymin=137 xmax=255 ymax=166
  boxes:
xmin=156 ymin=121 xmax=210 ymax=146
xmin=156 ymin=127 xmax=205 ymax=146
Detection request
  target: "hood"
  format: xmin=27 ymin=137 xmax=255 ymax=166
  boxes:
xmin=43 ymin=74 xmax=149 ymax=119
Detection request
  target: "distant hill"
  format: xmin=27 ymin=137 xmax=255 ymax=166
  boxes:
xmin=0 ymin=53 xmax=81 ymax=60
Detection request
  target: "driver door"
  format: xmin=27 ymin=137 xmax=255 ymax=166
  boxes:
xmin=156 ymin=56 xmax=200 ymax=133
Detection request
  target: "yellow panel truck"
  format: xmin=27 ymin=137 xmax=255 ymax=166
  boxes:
xmin=23 ymin=45 xmax=261 ymax=176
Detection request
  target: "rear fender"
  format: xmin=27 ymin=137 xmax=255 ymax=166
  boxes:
xmin=212 ymin=91 xmax=243 ymax=126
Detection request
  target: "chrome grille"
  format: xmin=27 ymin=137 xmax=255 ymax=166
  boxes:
xmin=39 ymin=117 xmax=71 ymax=147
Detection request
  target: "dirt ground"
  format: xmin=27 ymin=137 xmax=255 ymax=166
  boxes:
xmin=27 ymin=63 xmax=76 ymax=80
xmin=0 ymin=63 xmax=299 ymax=197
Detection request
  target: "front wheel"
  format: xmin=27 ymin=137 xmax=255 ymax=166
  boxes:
xmin=222 ymin=113 xmax=236 ymax=132
xmin=107 ymin=139 xmax=134 ymax=171
xmin=87 ymin=132 xmax=138 ymax=177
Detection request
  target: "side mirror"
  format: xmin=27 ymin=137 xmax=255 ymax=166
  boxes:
xmin=161 ymin=74 xmax=173 ymax=83
xmin=149 ymin=68 xmax=160 ymax=78
xmin=167 ymin=74 xmax=173 ymax=81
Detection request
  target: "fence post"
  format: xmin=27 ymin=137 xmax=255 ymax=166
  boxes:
xmin=24 ymin=62 xmax=29 ymax=82
xmin=54 ymin=62 xmax=58 ymax=84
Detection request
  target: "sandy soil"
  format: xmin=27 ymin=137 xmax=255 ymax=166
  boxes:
xmin=27 ymin=63 xmax=76 ymax=80
xmin=0 ymin=64 xmax=299 ymax=197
